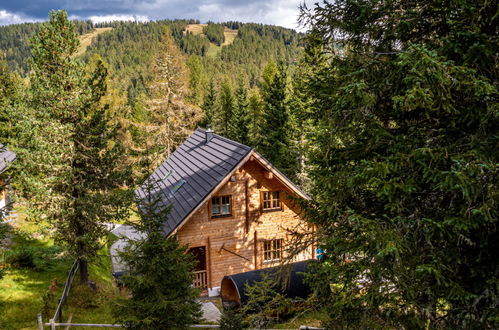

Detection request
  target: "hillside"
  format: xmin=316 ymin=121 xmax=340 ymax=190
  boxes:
xmin=75 ymin=27 xmax=113 ymax=57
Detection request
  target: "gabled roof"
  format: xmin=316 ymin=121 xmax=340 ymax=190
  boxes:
xmin=137 ymin=128 xmax=309 ymax=237
xmin=0 ymin=142 xmax=16 ymax=174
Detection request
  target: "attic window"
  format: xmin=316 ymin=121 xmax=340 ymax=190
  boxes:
xmin=261 ymin=191 xmax=282 ymax=211
xmin=211 ymin=195 xmax=232 ymax=218
xmin=169 ymin=179 xmax=185 ymax=197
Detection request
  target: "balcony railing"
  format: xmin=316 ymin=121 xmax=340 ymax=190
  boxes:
xmin=193 ymin=270 xmax=208 ymax=289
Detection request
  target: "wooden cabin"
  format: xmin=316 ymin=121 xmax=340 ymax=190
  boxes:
xmin=0 ymin=143 xmax=16 ymax=212
xmin=137 ymin=128 xmax=313 ymax=296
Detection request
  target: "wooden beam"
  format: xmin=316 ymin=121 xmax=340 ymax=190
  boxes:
xmin=253 ymin=230 xmax=258 ymax=270
xmin=245 ymin=180 xmax=249 ymax=233
xmin=207 ymin=236 xmax=212 ymax=289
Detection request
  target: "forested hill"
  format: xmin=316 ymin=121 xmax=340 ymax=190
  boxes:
xmin=0 ymin=20 xmax=302 ymax=101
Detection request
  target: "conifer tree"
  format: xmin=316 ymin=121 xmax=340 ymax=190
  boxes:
xmin=113 ymin=179 xmax=202 ymax=329
xmin=247 ymin=89 xmax=263 ymax=147
xmin=233 ymin=78 xmax=250 ymax=145
xmin=258 ymin=60 xmax=297 ymax=179
xmin=300 ymin=1 xmax=498 ymax=327
xmin=140 ymin=27 xmax=201 ymax=166
xmin=201 ymin=78 xmax=218 ymax=128
xmin=217 ymin=79 xmax=236 ymax=139
xmin=22 ymin=11 xmax=131 ymax=284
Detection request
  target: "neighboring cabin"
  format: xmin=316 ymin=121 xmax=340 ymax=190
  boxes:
xmin=137 ymin=128 xmax=314 ymax=296
xmin=0 ymin=142 xmax=16 ymax=213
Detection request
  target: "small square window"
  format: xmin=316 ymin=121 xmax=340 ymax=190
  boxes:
xmin=211 ymin=195 xmax=231 ymax=218
xmin=262 ymin=191 xmax=282 ymax=211
xmin=263 ymin=239 xmax=283 ymax=262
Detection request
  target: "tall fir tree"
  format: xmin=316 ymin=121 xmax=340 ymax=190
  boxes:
xmin=233 ymin=78 xmax=250 ymax=145
xmin=113 ymin=179 xmax=202 ymax=329
xmin=300 ymin=1 xmax=498 ymax=327
xmin=247 ymin=89 xmax=263 ymax=147
xmin=23 ymin=11 xmax=131 ymax=284
xmin=201 ymin=78 xmax=218 ymax=129
xmin=217 ymin=79 xmax=236 ymax=139
xmin=258 ymin=60 xmax=297 ymax=180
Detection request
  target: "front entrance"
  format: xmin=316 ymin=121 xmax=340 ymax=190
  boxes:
xmin=188 ymin=246 xmax=207 ymax=289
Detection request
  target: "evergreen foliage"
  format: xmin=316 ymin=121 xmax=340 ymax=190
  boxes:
xmin=17 ymin=11 xmax=132 ymax=284
xmin=233 ymin=79 xmax=250 ymax=145
xmin=300 ymin=0 xmax=498 ymax=327
xmin=258 ymin=60 xmax=297 ymax=179
xmin=113 ymin=179 xmax=202 ymax=329
xmin=217 ymin=79 xmax=236 ymax=139
xmin=201 ymin=78 xmax=218 ymax=128
xmin=240 ymin=273 xmax=293 ymax=329
xmin=203 ymin=22 xmax=225 ymax=46
xmin=219 ymin=306 xmax=245 ymax=330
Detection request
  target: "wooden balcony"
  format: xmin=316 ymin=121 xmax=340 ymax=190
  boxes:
xmin=193 ymin=270 xmax=208 ymax=289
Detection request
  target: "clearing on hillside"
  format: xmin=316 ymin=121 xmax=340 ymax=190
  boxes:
xmin=185 ymin=23 xmax=238 ymax=48
xmin=76 ymin=27 xmax=113 ymax=57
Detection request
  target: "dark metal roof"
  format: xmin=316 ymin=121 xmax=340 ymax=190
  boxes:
xmin=0 ymin=142 xmax=16 ymax=174
xmin=136 ymin=128 xmax=252 ymax=236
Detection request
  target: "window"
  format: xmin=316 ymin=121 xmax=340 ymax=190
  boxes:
xmin=263 ymin=239 xmax=283 ymax=262
xmin=211 ymin=195 xmax=231 ymax=217
xmin=261 ymin=191 xmax=281 ymax=211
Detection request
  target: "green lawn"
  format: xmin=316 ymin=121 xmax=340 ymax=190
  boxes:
xmin=0 ymin=219 xmax=121 ymax=330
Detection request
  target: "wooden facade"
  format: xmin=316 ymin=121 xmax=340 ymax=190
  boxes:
xmin=173 ymin=155 xmax=313 ymax=295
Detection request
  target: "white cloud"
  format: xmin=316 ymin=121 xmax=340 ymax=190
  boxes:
xmin=87 ymin=14 xmax=150 ymax=24
xmin=0 ymin=9 xmax=40 ymax=26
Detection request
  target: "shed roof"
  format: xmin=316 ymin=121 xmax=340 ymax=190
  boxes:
xmin=137 ymin=128 xmax=309 ymax=237
xmin=0 ymin=142 xmax=16 ymax=174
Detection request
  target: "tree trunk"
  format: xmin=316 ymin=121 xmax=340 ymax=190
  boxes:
xmin=79 ymin=258 xmax=89 ymax=284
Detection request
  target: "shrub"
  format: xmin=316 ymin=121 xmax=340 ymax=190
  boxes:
xmin=220 ymin=306 xmax=246 ymax=330
xmin=5 ymin=246 xmax=36 ymax=269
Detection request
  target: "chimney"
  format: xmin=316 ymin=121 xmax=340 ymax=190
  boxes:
xmin=206 ymin=128 xmax=214 ymax=143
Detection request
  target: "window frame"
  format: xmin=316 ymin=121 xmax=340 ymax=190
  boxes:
xmin=260 ymin=190 xmax=283 ymax=212
xmin=262 ymin=238 xmax=284 ymax=263
xmin=210 ymin=195 xmax=233 ymax=219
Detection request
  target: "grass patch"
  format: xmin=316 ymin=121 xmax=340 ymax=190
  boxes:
xmin=0 ymin=220 xmax=121 ymax=329
xmin=75 ymin=27 xmax=113 ymax=57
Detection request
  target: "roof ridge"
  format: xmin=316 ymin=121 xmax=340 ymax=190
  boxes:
xmin=195 ymin=127 xmax=252 ymax=151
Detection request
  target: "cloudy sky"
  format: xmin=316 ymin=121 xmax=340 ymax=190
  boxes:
xmin=0 ymin=0 xmax=311 ymax=30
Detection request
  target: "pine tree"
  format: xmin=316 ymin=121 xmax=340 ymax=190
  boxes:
xmin=217 ymin=79 xmax=236 ymax=139
xmin=300 ymin=1 xmax=498 ymax=327
xmin=23 ymin=11 xmax=131 ymax=284
xmin=187 ymin=54 xmax=206 ymax=105
xmin=247 ymin=89 xmax=263 ymax=147
xmin=201 ymin=78 xmax=218 ymax=128
xmin=113 ymin=180 xmax=202 ymax=329
xmin=233 ymin=78 xmax=250 ymax=145
xmin=258 ymin=60 xmax=297 ymax=179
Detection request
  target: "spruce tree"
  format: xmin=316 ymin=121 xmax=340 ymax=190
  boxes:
xmin=217 ymin=79 xmax=236 ymax=139
xmin=113 ymin=180 xmax=202 ymax=329
xmin=233 ymin=78 xmax=250 ymax=145
xmin=23 ymin=11 xmax=131 ymax=284
xmin=201 ymin=78 xmax=218 ymax=129
xmin=300 ymin=1 xmax=498 ymax=327
xmin=258 ymin=60 xmax=297 ymax=179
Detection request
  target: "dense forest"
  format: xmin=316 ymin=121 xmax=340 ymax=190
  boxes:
xmin=1 ymin=1 xmax=497 ymax=328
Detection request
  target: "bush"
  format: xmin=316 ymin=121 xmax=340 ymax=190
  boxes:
xmin=241 ymin=273 xmax=294 ymax=328
xmin=5 ymin=247 xmax=36 ymax=269
xmin=220 ymin=306 xmax=246 ymax=330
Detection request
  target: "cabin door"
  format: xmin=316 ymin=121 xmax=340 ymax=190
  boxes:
xmin=188 ymin=246 xmax=207 ymax=289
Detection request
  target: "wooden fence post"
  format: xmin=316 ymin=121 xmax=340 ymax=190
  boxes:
xmin=37 ymin=313 xmax=43 ymax=330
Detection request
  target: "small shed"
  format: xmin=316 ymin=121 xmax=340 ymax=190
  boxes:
xmin=220 ymin=261 xmax=312 ymax=308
